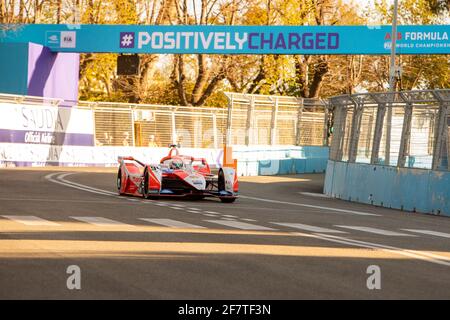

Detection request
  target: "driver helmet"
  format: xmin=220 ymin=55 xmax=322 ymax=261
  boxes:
xmin=170 ymin=159 xmax=183 ymax=170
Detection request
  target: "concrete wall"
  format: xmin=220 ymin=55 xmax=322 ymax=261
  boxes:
xmin=324 ymin=160 xmax=450 ymax=216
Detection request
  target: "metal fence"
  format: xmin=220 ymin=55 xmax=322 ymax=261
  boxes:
xmin=223 ymin=92 xmax=329 ymax=146
xmin=76 ymin=101 xmax=229 ymax=149
xmin=86 ymin=92 xmax=329 ymax=148
xmin=329 ymin=89 xmax=450 ymax=171
xmin=0 ymin=92 xmax=329 ymax=149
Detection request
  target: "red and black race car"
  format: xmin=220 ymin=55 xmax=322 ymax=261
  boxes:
xmin=117 ymin=145 xmax=238 ymax=203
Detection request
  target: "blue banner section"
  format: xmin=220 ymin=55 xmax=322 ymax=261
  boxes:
xmin=1 ymin=24 xmax=449 ymax=54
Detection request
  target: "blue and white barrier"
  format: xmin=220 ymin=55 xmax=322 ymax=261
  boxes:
xmin=233 ymin=145 xmax=329 ymax=176
xmin=0 ymin=143 xmax=329 ymax=176
xmin=324 ymin=160 xmax=450 ymax=217
xmin=0 ymin=144 xmax=224 ymax=168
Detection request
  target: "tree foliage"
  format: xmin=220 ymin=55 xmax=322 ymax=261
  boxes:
xmin=0 ymin=0 xmax=449 ymax=106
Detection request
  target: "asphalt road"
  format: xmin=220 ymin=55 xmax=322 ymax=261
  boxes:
xmin=0 ymin=168 xmax=450 ymax=299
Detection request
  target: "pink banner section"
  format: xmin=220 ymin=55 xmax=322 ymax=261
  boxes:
xmin=27 ymin=42 xmax=79 ymax=103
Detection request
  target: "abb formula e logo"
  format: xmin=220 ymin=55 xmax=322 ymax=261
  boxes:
xmin=384 ymin=30 xmax=448 ymax=50
xmin=385 ymin=31 xmax=448 ymax=41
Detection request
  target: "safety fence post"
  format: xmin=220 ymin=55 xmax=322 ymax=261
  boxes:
xmin=225 ymin=94 xmax=233 ymax=146
xmin=295 ymin=98 xmax=304 ymax=146
xmin=397 ymin=97 xmax=413 ymax=167
xmin=432 ymin=100 xmax=449 ymax=170
xmin=370 ymin=97 xmax=387 ymax=164
xmin=245 ymin=95 xmax=254 ymax=146
xmin=323 ymin=101 xmax=329 ymax=146
xmin=269 ymin=97 xmax=278 ymax=145
xmin=212 ymin=113 xmax=218 ymax=149
xmin=329 ymin=100 xmax=347 ymax=161
xmin=130 ymin=106 xmax=136 ymax=147
xmin=171 ymin=111 xmax=177 ymax=145
xmin=348 ymin=96 xmax=364 ymax=163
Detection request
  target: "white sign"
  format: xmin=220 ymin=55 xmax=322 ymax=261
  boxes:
xmin=60 ymin=31 xmax=76 ymax=48
xmin=0 ymin=102 xmax=94 ymax=146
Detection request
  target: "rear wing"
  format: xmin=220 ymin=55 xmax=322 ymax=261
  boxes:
xmin=117 ymin=156 xmax=146 ymax=167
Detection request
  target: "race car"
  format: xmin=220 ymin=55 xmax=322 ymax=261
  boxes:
xmin=117 ymin=145 xmax=238 ymax=203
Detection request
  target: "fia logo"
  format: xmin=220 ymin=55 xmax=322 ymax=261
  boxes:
xmin=60 ymin=31 xmax=76 ymax=48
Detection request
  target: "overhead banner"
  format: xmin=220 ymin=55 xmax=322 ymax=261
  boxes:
xmin=1 ymin=24 xmax=449 ymax=55
xmin=0 ymin=102 xmax=94 ymax=146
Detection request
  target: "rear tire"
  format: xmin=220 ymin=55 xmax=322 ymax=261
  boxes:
xmin=218 ymin=169 xmax=226 ymax=192
xmin=117 ymin=169 xmax=124 ymax=195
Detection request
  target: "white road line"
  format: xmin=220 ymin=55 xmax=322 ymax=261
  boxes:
xmin=223 ymin=215 xmax=237 ymax=218
xmin=203 ymin=214 xmax=217 ymax=217
xmin=1 ymin=215 xmax=60 ymax=226
xmin=188 ymin=208 xmax=201 ymax=211
xmin=220 ymin=217 xmax=237 ymax=221
xmin=0 ymin=198 xmax=123 ymax=204
xmin=402 ymin=229 xmax=450 ymax=239
xmin=299 ymin=192 xmax=330 ymax=198
xmin=45 ymin=173 xmax=114 ymax=197
xmin=272 ymin=222 xmax=347 ymax=234
xmin=139 ymin=218 xmax=205 ymax=229
xmin=335 ymin=225 xmax=416 ymax=237
xmin=310 ymin=233 xmax=450 ymax=267
xmin=205 ymin=211 xmax=220 ymax=214
xmin=57 ymin=173 xmax=117 ymax=195
xmin=240 ymin=195 xmax=381 ymax=217
xmin=206 ymin=220 xmax=275 ymax=231
xmin=241 ymin=218 xmax=257 ymax=222
xmin=169 ymin=206 xmax=184 ymax=210
xmin=70 ymin=216 xmax=130 ymax=227
xmin=186 ymin=210 xmax=201 ymax=214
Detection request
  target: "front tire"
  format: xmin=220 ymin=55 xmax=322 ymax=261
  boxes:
xmin=142 ymin=169 xmax=149 ymax=199
xmin=220 ymin=197 xmax=236 ymax=203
